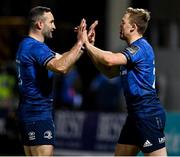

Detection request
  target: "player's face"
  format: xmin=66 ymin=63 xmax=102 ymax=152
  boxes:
xmin=42 ymin=12 xmax=56 ymax=39
xmin=119 ymin=13 xmax=133 ymax=40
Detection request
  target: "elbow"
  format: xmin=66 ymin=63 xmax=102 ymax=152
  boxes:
xmin=103 ymin=56 xmax=114 ymax=67
xmin=57 ymin=66 xmax=69 ymax=74
xmin=47 ymin=59 xmax=70 ymax=74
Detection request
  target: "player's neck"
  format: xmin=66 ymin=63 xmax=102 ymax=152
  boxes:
xmin=128 ymin=34 xmax=143 ymax=45
xmin=28 ymin=30 xmax=44 ymax=43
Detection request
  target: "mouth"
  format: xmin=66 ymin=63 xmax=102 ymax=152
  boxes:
xmin=120 ymin=31 xmax=123 ymax=36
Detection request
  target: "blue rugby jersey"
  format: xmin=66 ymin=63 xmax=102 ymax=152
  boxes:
xmin=120 ymin=37 xmax=164 ymax=116
xmin=16 ymin=36 xmax=55 ymax=122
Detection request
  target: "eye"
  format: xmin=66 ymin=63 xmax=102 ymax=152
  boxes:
xmin=51 ymin=20 xmax=54 ymax=24
xmin=121 ymin=20 xmax=125 ymax=25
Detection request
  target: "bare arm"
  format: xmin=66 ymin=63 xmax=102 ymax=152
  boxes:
xmin=83 ymin=20 xmax=127 ymax=78
xmin=87 ymin=49 xmax=120 ymax=78
xmin=46 ymin=19 xmax=86 ymax=74
xmin=82 ymin=20 xmax=117 ymax=78
xmin=47 ymin=41 xmax=83 ymax=74
xmin=85 ymin=42 xmax=127 ymax=66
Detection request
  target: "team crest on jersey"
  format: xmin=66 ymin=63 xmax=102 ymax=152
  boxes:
xmin=126 ymin=45 xmax=139 ymax=55
xmin=44 ymin=130 xmax=53 ymax=139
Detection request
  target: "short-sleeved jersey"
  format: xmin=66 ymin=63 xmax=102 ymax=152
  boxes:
xmin=16 ymin=36 xmax=55 ymax=122
xmin=120 ymin=37 xmax=164 ymax=117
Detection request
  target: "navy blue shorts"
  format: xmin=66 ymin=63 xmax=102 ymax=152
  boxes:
xmin=19 ymin=119 xmax=55 ymax=146
xmin=118 ymin=113 xmax=166 ymax=153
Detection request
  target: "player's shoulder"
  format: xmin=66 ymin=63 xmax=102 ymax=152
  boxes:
xmin=136 ymin=38 xmax=152 ymax=49
xmin=124 ymin=38 xmax=147 ymax=54
xmin=125 ymin=44 xmax=140 ymax=55
xmin=134 ymin=38 xmax=153 ymax=53
xmin=31 ymin=40 xmax=48 ymax=52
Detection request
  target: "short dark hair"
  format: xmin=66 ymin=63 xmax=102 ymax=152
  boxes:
xmin=28 ymin=6 xmax=51 ymax=28
xmin=126 ymin=7 xmax=151 ymax=34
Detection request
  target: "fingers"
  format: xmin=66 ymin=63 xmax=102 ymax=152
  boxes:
xmin=79 ymin=18 xmax=86 ymax=31
xmin=76 ymin=19 xmax=88 ymax=45
xmin=74 ymin=19 xmax=87 ymax=33
xmin=88 ymin=20 xmax=98 ymax=35
xmin=75 ymin=20 xmax=98 ymax=34
xmin=89 ymin=20 xmax=98 ymax=31
xmin=87 ymin=20 xmax=98 ymax=45
xmin=75 ymin=19 xmax=98 ymax=45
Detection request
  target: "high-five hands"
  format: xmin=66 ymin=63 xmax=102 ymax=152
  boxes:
xmin=76 ymin=18 xmax=87 ymax=45
xmin=74 ymin=19 xmax=98 ymax=45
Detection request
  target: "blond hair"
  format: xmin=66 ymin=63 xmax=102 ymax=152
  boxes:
xmin=126 ymin=7 xmax=151 ymax=34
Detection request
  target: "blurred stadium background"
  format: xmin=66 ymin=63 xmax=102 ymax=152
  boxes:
xmin=0 ymin=0 xmax=180 ymax=155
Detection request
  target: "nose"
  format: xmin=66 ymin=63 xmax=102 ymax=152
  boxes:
xmin=53 ymin=23 xmax=56 ymax=30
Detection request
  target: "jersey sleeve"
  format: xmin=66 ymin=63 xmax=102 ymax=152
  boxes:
xmin=121 ymin=44 xmax=144 ymax=65
xmin=32 ymin=44 xmax=55 ymax=67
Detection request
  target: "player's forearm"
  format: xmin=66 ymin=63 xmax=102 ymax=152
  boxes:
xmin=48 ymin=41 xmax=83 ymax=74
xmin=85 ymin=41 xmax=113 ymax=66
xmin=59 ymin=41 xmax=83 ymax=73
xmin=87 ymin=50 xmax=117 ymax=78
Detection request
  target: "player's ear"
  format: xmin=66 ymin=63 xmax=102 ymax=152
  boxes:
xmin=36 ymin=20 xmax=44 ymax=30
xmin=130 ymin=23 xmax=136 ymax=32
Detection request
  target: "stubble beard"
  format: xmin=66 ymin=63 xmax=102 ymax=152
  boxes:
xmin=45 ymin=31 xmax=53 ymax=39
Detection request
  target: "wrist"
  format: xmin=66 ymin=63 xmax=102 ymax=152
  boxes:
xmin=77 ymin=40 xmax=83 ymax=47
xmin=84 ymin=39 xmax=89 ymax=46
